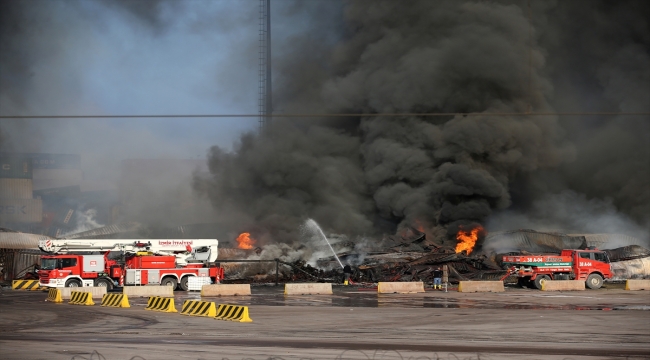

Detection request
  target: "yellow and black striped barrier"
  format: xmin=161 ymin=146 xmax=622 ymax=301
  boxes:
xmin=46 ymin=288 xmax=63 ymax=303
xmin=12 ymin=280 xmax=43 ymax=290
xmin=214 ymin=304 xmax=253 ymax=322
xmin=69 ymin=291 xmax=95 ymax=306
xmin=101 ymin=293 xmax=130 ymax=308
xmin=180 ymin=300 xmax=216 ymax=318
xmin=145 ymin=296 xmax=177 ymax=313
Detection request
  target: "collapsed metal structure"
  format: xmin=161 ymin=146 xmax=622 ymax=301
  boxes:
xmin=223 ymin=229 xmax=650 ymax=284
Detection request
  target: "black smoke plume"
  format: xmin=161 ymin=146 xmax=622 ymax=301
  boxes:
xmin=196 ymin=0 xmax=647 ymax=248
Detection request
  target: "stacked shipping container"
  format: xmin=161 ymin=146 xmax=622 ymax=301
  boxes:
xmin=0 ymin=153 xmax=87 ymax=282
xmin=0 ymin=154 xmax=43 ymax=224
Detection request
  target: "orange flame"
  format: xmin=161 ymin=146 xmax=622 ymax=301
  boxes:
xmin=414 ymin=219 xmax=425 ymax=232
xmin=236 ymin=232 xmax=255 ymax=249
xmin=455 ymin=225 xmax=483 ymax=255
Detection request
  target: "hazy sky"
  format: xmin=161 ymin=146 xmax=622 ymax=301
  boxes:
xmin=0 ymin=0 xmax=333 ymax=179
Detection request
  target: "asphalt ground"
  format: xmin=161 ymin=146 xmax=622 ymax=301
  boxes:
xmin=1 ymin=283 xmax=649 ymax=360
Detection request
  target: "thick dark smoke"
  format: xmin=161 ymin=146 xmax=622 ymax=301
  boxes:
xmin=197 ymin=0 xmax=649 ymax=247
xmin=537 ymin=1 xmax=650 ymax=227
xmin=194 ymin=126 xmax=374 ymax=244
xmin=194 ymin=0 xmax=641 ymax=248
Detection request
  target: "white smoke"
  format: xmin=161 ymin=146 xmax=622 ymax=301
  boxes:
xmin=62 ymin=208 xmax=105 ymax=237
xmin=487 ymin=190 xmax=649 ymax=245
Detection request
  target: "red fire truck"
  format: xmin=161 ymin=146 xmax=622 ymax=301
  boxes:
xmin=502 ymin=248 xmax=613 ymax=289
xmin=38 ymin=239 xmax=223 ymax=291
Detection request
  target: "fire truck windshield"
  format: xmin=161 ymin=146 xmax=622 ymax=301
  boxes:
xmin=41 ymin=259 xmax=57 ymax=270
xmin=41 ymin=258 xmax=77 ymax=270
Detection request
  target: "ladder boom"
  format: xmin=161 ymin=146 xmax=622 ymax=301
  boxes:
xmin=38 ymin=239 xmax=219 ymax=263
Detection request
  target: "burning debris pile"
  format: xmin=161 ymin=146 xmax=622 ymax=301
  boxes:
xmin=220 ymin=226 xmax=650 ymax=285
xmin=220 ymin=224 xmax=510 ymax=284
xmin=314 ymin=224 xmax=511 ymax=284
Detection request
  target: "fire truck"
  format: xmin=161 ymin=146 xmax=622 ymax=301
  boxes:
xmin=38 ymin=239 xmax=223 ymax=291
xmin=502 ymin=248 xmax=613 ymax=290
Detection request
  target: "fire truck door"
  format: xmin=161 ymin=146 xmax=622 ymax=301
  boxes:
xmin=126 ymin=269 xmax=141 ymax=285
xmin=576 ymin=252 xmax=591 ymax=279
xmin=148 ymin=270 xmax=160 ymax=284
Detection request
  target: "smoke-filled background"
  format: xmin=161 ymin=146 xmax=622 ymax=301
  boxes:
xmin=194 ymin=0 xmax=650 ymax=250
xmin=1 ymin=0 xmax=649 ymax=250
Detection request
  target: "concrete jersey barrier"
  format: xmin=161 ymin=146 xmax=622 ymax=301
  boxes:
xmin=145 ymin=296 xmax=177 ymax=313
xmin=541 ymin=280 xmax=585 ymax=291
xmin=377 ymin=282 xmax=425 ymax=294
xmin=101 ymin=293 xmax=130 ymax=308
xmin=12 ymin=280 xmax=42 ymax=290
xmin=180 ymin=300 xmax=217 ymax=317
xmin=68 ymin=291 xmax=95 ymax=306
xmin=625 ymin=279 xmax=650 ymax=290
xmin=60 ymin=287 xmax=107 ymax=299
xmin=123 ymin=285 xmax=174 ymax=298
xmin=201 ymin=284 xmax=251 ymax=296
xmin=214 ymin=304 xmax=253 ymax=322
xmin=284 ymin=283 xmax=333 ymax=295
xmin=46 ymin=288 xmax=63 ymax=303
xmin=457 ymin=281 xmax=505 ymax=293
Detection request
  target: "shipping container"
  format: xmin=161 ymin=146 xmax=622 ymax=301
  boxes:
xmin=0 ymin=198 xmax=43 ymax=223
xmin=41 ymin=212 xmax=56 ymax=228
xmin=0 ymin=155 xmax=33 ymax=179
xmin=33 ymin=185 xmax=81 ymax=198
xmin=28 ymin=153 xmax=80 ymax=169
xmin=32 ymin=169 xmax=83 ymax=190
xmin=0 ymin=179 xmax=33 ymax=199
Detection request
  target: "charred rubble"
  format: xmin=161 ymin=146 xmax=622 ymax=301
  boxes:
xmin=313 ymin=227 xmax=511 ymax=285
xmin=217 ymin=228 xmax=650 ymax=285
xmin=217 ymin=227 xmax=507 ymax=285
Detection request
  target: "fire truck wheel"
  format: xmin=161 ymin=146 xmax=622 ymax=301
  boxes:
xmin=95 ymin=278 xmax=113 ymax=290
xmin=160 ymin=277 xmax=178 ymax=289
xmin=65 ymin=279 xmax=82 ymax=288
xmin=534 ymin=275 xmax=550 ymax=290
xmin=179 ymin=276 xmax=190 ymax=291
xmin=586 ymin=274 xmax=604 ymax=289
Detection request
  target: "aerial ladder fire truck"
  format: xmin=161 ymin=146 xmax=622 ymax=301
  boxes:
xmin=502 ymin=248 xmax=613 ymax=290
xmin=37 ymin=239 xmax=223 ymax=291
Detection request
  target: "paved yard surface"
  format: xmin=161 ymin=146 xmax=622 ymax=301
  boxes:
xmin=1 ymin=285 xmax=649 ymax=360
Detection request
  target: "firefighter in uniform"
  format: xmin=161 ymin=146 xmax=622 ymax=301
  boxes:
xmin=433 ymin=267 xmax=443 ymax=290
xmin=343 ymin=265 xmax=352 ymax=285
